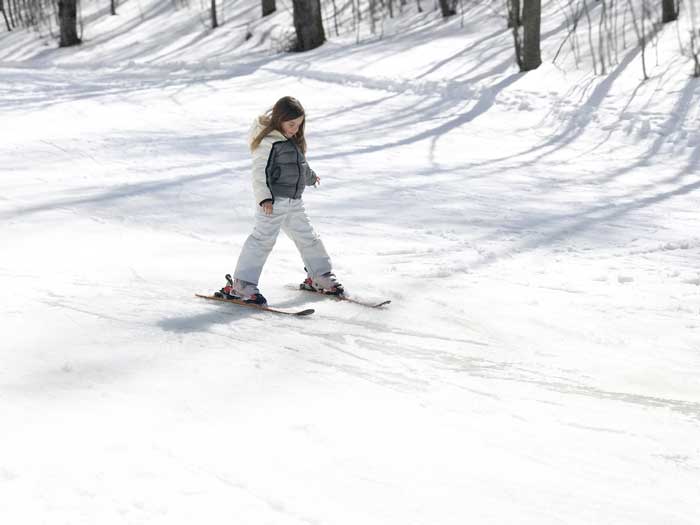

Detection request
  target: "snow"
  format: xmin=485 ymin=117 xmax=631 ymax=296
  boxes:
xmin=1 ymin=0 xmax=700 ymax=523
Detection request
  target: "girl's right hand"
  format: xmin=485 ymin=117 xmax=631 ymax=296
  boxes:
xmin=261 ymin=201 xmax=273 ymax=215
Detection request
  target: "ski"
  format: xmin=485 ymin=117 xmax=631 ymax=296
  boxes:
xmin=294 ymin=285 xmax=391 ymax=308
xmin=195 ymin=294 xmax=315 ymax=316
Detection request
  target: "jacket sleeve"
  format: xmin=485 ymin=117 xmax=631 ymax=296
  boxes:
xmin=305 ymin=166 xmax=319 ymax=186
xmin=251 ymin=139 xmax=274 ymax=205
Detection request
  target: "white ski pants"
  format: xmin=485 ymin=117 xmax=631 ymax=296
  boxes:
xmin=233 ymin=198 xmax=332 ymax=285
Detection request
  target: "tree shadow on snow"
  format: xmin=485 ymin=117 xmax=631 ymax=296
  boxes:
xmin=0 ymin=167 xmax=230 ymax=220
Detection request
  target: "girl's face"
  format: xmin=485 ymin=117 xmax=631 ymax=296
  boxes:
xmin=280 ymin=116 xmax=304 ymax=139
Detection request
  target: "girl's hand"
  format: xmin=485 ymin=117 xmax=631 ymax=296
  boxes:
xmin=315 ymin=175 xmax=321 ymax=187
xmin=261 ymin=201 xmax=273 ymax=215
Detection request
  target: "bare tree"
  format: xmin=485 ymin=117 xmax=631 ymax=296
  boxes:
xmin=262 ymin=0 xmax=275 ymax=16
xmin=522 ymin=0 xmax=542 ymax=70
xmin=438 ymin=0 xmax=457 ymax=18
xmin=58 ymin=0 xmax=80 ymax=47
xmin=8 ymin=0 xmax=19 ymax=28
xmin=625 ymin=0 xmax=648 ymax=79
xmin=662 ymin=0 xmax=678 ymax=24
xmin=513 ymin=0 xmax=541 ymax=71
xmin=1 ymin=0 xmax=57 ymax=31
xmin=328 ymin=0 xmax=339 ymax=35
xmin=292 ymin=0 xmax=325 ymax=51
xmin=507 ymin=0 xmax=521 ymax=28
xmin=690 ymin=0 xmax=700 ymax=76
xmin=210 ymin=0 xmax=218 ymax=28
xmin=1 ymin=0 xmax=11 ymax=31
xmin=7 ymin=0 xmax=16 ymax=26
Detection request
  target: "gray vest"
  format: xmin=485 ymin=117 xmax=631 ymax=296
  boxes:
xmin=265 ymin=139 xmax=316 ymax=202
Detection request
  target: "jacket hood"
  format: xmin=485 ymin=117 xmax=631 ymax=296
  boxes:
xmin=248 ymin=115 xmax=286 ymax=147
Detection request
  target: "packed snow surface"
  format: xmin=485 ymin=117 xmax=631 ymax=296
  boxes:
xmin=1 ymin=1 xmax=699 ymax=523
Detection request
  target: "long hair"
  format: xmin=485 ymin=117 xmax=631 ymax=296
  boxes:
xmin=250 ymin=96 xmax=307 ymax=154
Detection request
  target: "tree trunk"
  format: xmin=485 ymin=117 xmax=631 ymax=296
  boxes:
xmin=438 ymin=0 xmax=456 ymax=17
xmin=13 ymin=0 xmax=23 ymax=27
xmin=6 ymin=0 xmax=15 ymax=28
xmin=293 ymin=0 xmax=325 ymax=51
xmin=262 ymin=0 xmax=275 ymax=17
xmin=58 ymin=0 xmax=80 ymax=47
xmin=110 ymin=0 xmax=117 ymax=16
xmin=507 ymin=0 xmax=521 ymax=28
xmin=1 ymin=0 xmax=12 ymax=31
xmin=662 ymin=0 xmax=678 ymax=23
xmin=521 ymin=0 xmax=541 ymax=71
xmin=692 ymin=29 xmax=700 ymax=77
xmin=211 ymin=0 xmax=218 ymax=28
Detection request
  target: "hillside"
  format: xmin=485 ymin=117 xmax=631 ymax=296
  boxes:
xmin=1 ymin=1 xmax=699 ymax=523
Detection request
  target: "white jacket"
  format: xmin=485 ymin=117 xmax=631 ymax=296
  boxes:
xmin=248 ymin=117 xmax=286 ymax=205
xmin=247 ymin=116 xmax=318 ymax=205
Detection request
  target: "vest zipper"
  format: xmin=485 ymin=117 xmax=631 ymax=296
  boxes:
xmin=293 ymin=142 xmax=302 ymax=198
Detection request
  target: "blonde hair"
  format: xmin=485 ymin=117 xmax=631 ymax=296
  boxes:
xmin=250 ymin=96 xmax=307 ymax=154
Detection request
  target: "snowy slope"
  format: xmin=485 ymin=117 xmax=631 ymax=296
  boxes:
xmin=1 ymin=1 xmax=700 ymax=523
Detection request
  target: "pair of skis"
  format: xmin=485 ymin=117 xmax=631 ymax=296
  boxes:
xmin=196 ymin=284 xmax=391 ymax=316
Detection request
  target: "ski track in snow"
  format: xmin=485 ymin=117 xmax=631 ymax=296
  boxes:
xmin=1 ymin=1 xmax=700 ymax=523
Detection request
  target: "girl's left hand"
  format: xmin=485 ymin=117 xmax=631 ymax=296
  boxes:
xmin=315 ymin=176 xmax=321 ymax=187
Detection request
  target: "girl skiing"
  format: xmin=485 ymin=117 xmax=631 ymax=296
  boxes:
xmin=220 ymin=96 xmax=343 ymax=306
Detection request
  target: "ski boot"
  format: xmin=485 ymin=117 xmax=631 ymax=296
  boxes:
xmin=301 ymin=270 xmax=344 ymax=296
xmin=215 ymin=274 xmax=267 ymax=305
